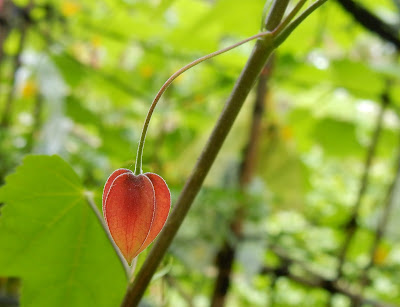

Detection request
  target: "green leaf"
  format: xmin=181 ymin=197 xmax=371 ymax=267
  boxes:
xmin=331 ymin=59 xmax=385 ymax=99
xmin=66 ymin=95 xmax=102 ymax=126
xmin=0 ymin=155 xmax=126 ymax=306
xmin=52 ymin=53 xmax=86 ymax=87
xmin=258 ymin=139 xmax=310 ymax=209
xmin=3 ymin=29 xmax=22 ymax=56
xmin=312 ymin=117 xmax=364 ymax=157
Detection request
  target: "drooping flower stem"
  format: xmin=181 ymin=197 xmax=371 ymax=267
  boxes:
xmin=133 ymin=0 xmax=328 ymax=176
xmin=125 ymin=1 xmax=330 ymax=305
xmin=126 ymin=35 xmax=276 ymax=307
xmin=133 ymin=31 xmax=273 ymax=175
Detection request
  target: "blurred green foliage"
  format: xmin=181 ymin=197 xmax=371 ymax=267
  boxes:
xmin=0 ymin=0 xmax=400 ymax=306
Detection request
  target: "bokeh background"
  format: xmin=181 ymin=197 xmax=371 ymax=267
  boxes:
xmin=0 ymin=0 xmax=400 ymax=306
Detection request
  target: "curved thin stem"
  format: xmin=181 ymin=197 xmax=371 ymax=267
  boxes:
xmin=133 ymin=31 xmax=272 ymax=175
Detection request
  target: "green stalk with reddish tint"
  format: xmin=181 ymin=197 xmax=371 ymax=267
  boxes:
xmin=102 ymin=0 xmax=327 ymax=274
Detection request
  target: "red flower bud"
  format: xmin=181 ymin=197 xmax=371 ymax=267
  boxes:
xmin=102 ymin=169 xmax=170 ymax=265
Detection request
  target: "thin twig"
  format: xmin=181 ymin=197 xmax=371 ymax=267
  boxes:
xmin=325 ymin=92 xmax=390 ymax=307
xmin=336 ymin=0 xmax=400 ymax=50
xmin=84 ymin=191 xmax=130 ymax=279
xmin=165 ymin=274 xmax=194 ymax=307
xmin=210 ymin=58 xmax=274 ymax=307
xmin=335 ymin=97 xmax=388 ymax=280
xmin=261 ymin=247 xmax=397 ymax=307
xmin=353 ymin=116 xmax=400 ymax=306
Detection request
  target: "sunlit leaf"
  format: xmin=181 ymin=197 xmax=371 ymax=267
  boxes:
xmin=0 ymin=155 xmax=126 ymax=306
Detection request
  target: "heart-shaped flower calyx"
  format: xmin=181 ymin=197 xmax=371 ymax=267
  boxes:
xmin=102 ymin=168 xmax=171 ymax=265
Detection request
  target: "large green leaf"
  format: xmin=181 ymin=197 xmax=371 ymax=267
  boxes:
xmin=258 ymin=139 xmax=310 ymax=209
xmin=312 ymin=117 xmax=364 ymax=157
xmin=0 ymin=155 xmax=126 ymax=306
xmin=331 ymin=59 xmax=385 ymax=99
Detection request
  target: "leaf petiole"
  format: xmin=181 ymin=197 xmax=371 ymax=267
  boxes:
xmin=84 ymin=191 xmax=131 ymax=279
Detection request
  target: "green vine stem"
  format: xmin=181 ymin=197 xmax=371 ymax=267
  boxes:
xmin=123 ymin=0 xmax=329 ymax=305
xmin=126 ymin=38 xmax=274 ymax=305
xmin=133 ymin=31 xmax=274 ymax=175
xmin=264 ymin=0 xmax=290 ymax=30
xmin=123 ymin=1 xmax=287 ymax=305
xmin=133 ymin=0 xmax=329 ymax=176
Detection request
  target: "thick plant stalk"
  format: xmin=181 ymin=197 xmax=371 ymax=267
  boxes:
xmin=121 ymin=0 xmax=331 ymax=304
xmin=121 ymin=6 xmax=284 ymax=307
xmin=122 ymin=38 xmax=274 ymax=307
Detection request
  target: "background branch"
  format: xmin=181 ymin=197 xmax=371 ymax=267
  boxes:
xmin=261 ymin=246 xmax=397 ymax=307
xmin=335 ymin=0 xmax=400 ymax=49
xmin=210 ymin=57 xmax=274 ymax=307
xmin=165 ymin=274 xmax=194 ymax=307
xmin=335 ymin=93 xmax=388 ymax=280
xmin=352 ymin=111 xmax=400 ymax=306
